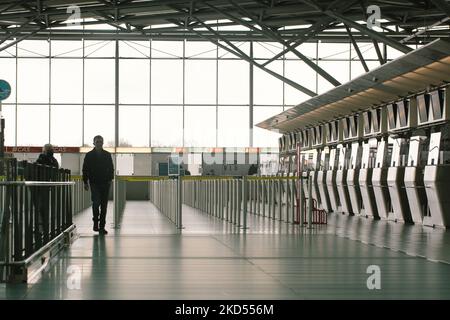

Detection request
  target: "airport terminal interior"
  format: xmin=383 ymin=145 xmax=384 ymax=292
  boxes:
xmin=1 ymin=0 xmax=450 ymax=300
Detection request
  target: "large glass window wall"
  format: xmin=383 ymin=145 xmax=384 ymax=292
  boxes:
xmin=0 ymin=38 xmax=394 ymax=148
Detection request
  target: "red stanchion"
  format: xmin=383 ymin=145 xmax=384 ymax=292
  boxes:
xmin=303 ymin=197 xmax=327 ymax=225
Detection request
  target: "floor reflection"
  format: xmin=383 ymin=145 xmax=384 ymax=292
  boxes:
xmin=327 ymin=213 xmax=450 ymax=263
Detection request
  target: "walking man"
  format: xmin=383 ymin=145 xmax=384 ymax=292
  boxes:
xmin=83 ymin=135 xmax=114 ymax=235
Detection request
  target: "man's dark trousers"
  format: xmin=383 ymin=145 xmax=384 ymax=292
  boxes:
xmin=90 ymin=182 xmax=111 ymax=229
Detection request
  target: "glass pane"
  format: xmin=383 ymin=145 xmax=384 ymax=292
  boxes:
xmin=84 ymin=41 xmax=115 ymax=57
xmin=218 ymin=106 xmax=249 ymax=147
xmin=284 ymin=60 xmax=316 ymax=105
xmin=17 ymin=40 xmax=49 ymax=57
xmin=318 ymin=42 xmax=350 ymax=59
xmin=286 ymin=42 xmax=317 ymax=59
xmin=119 ymin=105 xmax=149 ymax=147
xmin=119 ymin=41 xmax=149 ymax=58
xmin=0 ymin=58 xmax=16 ymax=103
xmin=51 ymin=59 xmax=83 ymax=103
xmin=0 ymin=41 xmax=16 ymax=57
xmin=51 ymin=40 xmax=83 ymax=57
xmin=119 ymin=59 xmax=150 ymax=104
xmin=84 ymin=105 xmax=115 ymax=147
xmin=218 ymin=60 xmax=249 ymax=104
xmin=253 ymin=42 xmax=284 ymax=59
xmin=254 ymin=61 xmax=283 ymax=105
xmin=17 ymin=58 xmax=49 ymax=103
xmin=259 ymin=153 xmax=279 ymax=175
xmin=1 ymin=105 xmax=16 ymax=146
xmin=317 ymin=61 xmax=350 ymax=94
xmin=387 ymin=46 xmax=404 ymax=60
xmin=253 ymin=106 xmax=282 ymax=147
xmin=151 ymin=105 xmax=183 ymax=147
xmin=151 ymin=60 xmax=183 ymax=104
xmin=116 ymin=154 xmax=134 ymax=175
xmin=185 ymin=41 xmax=217 ymax=58
xmin=218 ymin=41 xmax=249 ymax=58
xmin=84 ymin=59 xmax=115 ymax=104
xmin=184 ymin=106 xmax=216 ymax=147
xmin=51 ymin=105 xmax=82 ymax=146
xmin=351 ymin=42 xmax=378 ymax=60
xmin=185 ymin=60 xmax=216 ymax=104
xmin=151 ymin=41 xmax=183 ymax=58
xmin=351 ymin=61 xmax=379 ymax=79
xmin=17 ymin=105 xmax=49 ymax=146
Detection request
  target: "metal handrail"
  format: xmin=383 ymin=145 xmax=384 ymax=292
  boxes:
xmin=0 ymin=224 xmax=76 ymax=267
xmin=0 ymin=181 xmax=75 ymax=186
xmin=0 ymin=158 xmax=75 ymax=282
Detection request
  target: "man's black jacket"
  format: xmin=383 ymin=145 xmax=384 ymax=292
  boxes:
xmin=82 ymin=149 xmax=114 ymax=185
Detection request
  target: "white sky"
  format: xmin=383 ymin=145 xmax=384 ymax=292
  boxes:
xmin=0 ymin=39 xmax=400 ymax=148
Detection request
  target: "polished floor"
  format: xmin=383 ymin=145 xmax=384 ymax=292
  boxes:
xmin=1 ymin=201 xmax=450 ymax=299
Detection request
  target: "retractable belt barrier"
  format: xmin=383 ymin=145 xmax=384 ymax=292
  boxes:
xmin=182 ymin=175 xmax=309 ymax=229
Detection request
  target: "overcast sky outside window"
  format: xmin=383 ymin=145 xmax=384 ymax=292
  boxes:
xmin=0 ymin=38 xmax=393 ymax=148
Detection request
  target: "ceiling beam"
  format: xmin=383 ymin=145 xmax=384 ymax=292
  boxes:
xmin=345 ymin=25 xmax=369 ymax=72
xmin=261 ymin=0 xmax=360 ymax=66
xmin=0 ymin=26 xmax=46 ymax=52
xmin=204 ymin=0 xmax=341 ymax=87
xmin=430 ymin=0 xmax=450 ymax=16
xmin=323 ymin=10 xmax=414 ymax=53
xmin=188 ymin=18 xmax=318 ymax=97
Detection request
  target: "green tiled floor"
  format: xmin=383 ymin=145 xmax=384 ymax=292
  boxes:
xmin=1 ymin=201 xmax=450 ymax=299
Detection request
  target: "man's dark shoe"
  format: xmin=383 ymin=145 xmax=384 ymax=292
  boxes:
xmin=93 ymin=224 xmax=99 ymax=232
xmin=99 ymin=229 xmax=108 ymax=235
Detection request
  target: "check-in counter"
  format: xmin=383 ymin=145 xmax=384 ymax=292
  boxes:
xmin=317 ymin=148 xmax=331 ymax=212
xmin=359 ymin=142 xmax=379 ymax=218
xmin=326 ymin=148 xmax=340 ymax=212
xmin=404 ymin=136 xmax=428 ymax=224
xmin=372 ymin=140 xmax=391 ymax=220
xmin=309 ymin=169 xmax=321 ymax=207
xmin=387 ymin=138 xmax=411 ymax=223
xmin=336 ymin=145 xmax=352 ymax=214
xmin=346 ymin=142 xmax=361 ymax=216
xmin=423 ymin=131 xmax=450 ymax=228
xmin=301 ymin=151 xmax=319 ymax=204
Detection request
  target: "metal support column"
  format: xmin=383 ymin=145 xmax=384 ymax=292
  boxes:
xmin=237 ymin=178 xmax=242 ymax=227
xmin=308 ymin=178 xmax=313 ymax=228
xmin=262 ymin=180 xmax=266 ymax=217
xmin=113 ymin=38 xmax=119 ymax=229
xmin=256 ymin=179 xmax=260 ymax=215
xmin=242 ymin=176 xmax=248 ymax=229
xmin=278 ymin=179 xmax=282 ymax=221
xmin=177 ymin=176 xmax=182 ymax=229
xmin=284 ymin=179 xmax=289 ymax=222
